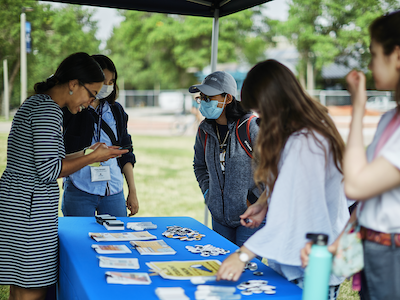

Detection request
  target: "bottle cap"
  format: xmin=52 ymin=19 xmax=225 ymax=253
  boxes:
xmin=306 ymin=233 xmax=329 ymax=246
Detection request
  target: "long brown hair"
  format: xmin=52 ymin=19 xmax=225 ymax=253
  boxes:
xmin=369 ymin=11 xmax=400 ymax=106
xmin=241 ymin=60 xmax=345 ymax=197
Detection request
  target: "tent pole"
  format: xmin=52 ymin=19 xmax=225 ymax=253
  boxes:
xmin=204 ymin=8 xmax=220 ymax=227
xmin=210 ymin=8 xmax=219 ymax=72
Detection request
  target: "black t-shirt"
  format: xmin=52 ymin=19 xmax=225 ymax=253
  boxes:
xmin=215 ymin=123 xmax=229 ymax=175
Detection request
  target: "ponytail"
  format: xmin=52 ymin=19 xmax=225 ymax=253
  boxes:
xmin=34 ymin=75 xmax=59 ymax=94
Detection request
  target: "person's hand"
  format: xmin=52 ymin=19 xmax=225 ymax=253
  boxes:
xmin=240 ymin=202 xmax=268 ymax=228
xmin=300 ymin=240 xmax=340 ymax=268
xmin=327 ymin=238 xmax=340 ymax=258
xmin=300 ymin=241 xmax=312 ymax=268
xmin=346 ymin=70 xmax=367 ymax=108
xmin=108 ymin=145 xmax=125 ymax=157
xmin=126 ymin=191 xmax=139 ymax=216
xmin=88 ymin=142 xmax=102 ymax=151
xmin=92 ymin=143 xmax=128 ymax=162
xmin=216 ymin=252 xmax=246 ymax=282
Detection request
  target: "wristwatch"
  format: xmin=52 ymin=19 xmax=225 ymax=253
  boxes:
xmin=235 ymin=249 xmax=250 ymax=264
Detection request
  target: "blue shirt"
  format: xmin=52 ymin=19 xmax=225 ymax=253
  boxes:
xmin=67 ymin=101 xmax=123 ymax=196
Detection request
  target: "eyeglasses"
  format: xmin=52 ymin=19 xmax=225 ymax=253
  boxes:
xmin=79 ymin=81 xmax=96 ymax=101
xmin=195 ymin=94 xmax=212 ymax=104
xmin=195 ymin=93 xmax=228 ymax=104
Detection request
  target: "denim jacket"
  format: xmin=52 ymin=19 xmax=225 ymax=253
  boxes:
xmin=193 ymin=117 xmax=261 ymax=227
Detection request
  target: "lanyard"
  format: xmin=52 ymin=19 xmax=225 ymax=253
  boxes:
xmin=94 ymin=101 xmax=104 ymax=143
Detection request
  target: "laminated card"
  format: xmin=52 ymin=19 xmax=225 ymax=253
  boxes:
xmin=146 ymin=260 xmax=221 ymax=280
xmin=105 ymin=271 xmax=152 ymax=285
xmin=89 ymin=231 xmax=156 ymax=242
xmin=98 ymin=256 xmax=140 ymax=269
xmin=92 ymin=244 xmax=132 ymax=254
xmin=130 ymin=240 xmax=176 ymax=255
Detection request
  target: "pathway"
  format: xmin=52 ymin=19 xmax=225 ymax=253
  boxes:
xmin=0 ymin=106 xmax=382 ymax=146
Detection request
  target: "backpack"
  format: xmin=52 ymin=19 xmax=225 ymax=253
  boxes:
xmin=198 ymin=113 xmax=257 ymax=158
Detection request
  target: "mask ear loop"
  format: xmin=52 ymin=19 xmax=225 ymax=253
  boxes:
xmin=219 ymin=94 xmax=228 ymax=107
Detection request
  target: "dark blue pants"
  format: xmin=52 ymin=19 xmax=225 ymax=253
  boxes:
xmin=212 ymin=218 xmax=265 ymax=247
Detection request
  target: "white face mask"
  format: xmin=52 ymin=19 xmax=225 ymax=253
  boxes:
xmin=96 ymin=84 xmax=114 ymax=100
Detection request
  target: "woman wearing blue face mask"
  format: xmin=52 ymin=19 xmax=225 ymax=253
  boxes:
xmin=61 ymin=54 xmax=139 ymax=217
xmin=191 ymin=71 xmax=264 ymax=247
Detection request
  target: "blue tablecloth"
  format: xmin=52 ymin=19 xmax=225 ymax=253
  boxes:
xmin=58 ymin=216 xmax=302 ymax=300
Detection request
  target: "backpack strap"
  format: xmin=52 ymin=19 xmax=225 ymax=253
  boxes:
xmin=236 ymin=113 xmax=257 ymax=158
xmin=110 ymin=103 xmax=122 ymax=143
xmin=199 ymin=115 xmax=257 ymax=158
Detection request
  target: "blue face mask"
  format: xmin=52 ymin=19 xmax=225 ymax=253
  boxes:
xmin=199 ymin=95 xmax=227 ymax=119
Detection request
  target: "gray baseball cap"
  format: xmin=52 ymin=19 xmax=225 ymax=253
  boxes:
xmin=189 ymin=71 xmax=237 ymax=97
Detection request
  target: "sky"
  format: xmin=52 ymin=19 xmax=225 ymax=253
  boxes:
xmin=263 ymin=0 xmax=289 ymax=21
xmin=41 ymin=0 xmax=289 ymax=44
xmin=93 ymin=0 xmax=289 ymax=42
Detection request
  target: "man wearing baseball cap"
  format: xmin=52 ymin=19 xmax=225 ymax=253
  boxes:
xmin=190 ymin=71 xmax=264 ymax=247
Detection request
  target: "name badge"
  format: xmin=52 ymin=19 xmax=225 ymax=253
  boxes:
xmin=90 ymin=166 xmax=111 ymax=182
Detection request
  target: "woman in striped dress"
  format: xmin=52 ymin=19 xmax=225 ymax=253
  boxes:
xmin=0 ymin=52 xmax=127 ymax=300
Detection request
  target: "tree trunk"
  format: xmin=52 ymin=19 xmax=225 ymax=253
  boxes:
xmin=306 ymin=56 xmax=314 ymax=92
xmin=299 ymin=67 xmax=306 ymax=89
xmin=8 ymin=58 xmax=21 ymax=109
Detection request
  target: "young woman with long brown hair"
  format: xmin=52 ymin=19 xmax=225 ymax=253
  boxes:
xmin=216 ymin=59 xmax=349 ymax=300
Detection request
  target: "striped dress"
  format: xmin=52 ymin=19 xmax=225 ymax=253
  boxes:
xmin=0 ymin=94 xmax=65 ymax=288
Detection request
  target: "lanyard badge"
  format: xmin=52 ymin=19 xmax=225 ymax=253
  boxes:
xmin=90 ymin=101 xmax=111 ymax=182
xmin=91 ymin=166 xmax=111 ymax=182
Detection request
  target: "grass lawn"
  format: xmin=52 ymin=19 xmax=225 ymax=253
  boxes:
xmin=0 ymin=133 xmax=359 ymax=299
xmin=123 ymin=135 xmax=207 ymax=223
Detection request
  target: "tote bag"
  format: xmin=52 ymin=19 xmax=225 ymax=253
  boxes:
xmin=332 ymin=221 xmax=364 ymax=278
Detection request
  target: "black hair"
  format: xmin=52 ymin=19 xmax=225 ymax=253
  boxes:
xmin=225 ymin=97 xmax=250 ymax=121
xmin=34 ymin=52 xmax=105 ymax=94
xmin=91 ymin=54 xmax=119 ymax=105
xmin=369 ymin=11 xmax=400 ymax=106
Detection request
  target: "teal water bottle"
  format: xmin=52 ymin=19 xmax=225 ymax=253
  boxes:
xmin=302 ymin=233 xmax=332 ymax=300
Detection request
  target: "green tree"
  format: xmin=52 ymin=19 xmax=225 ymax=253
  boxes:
xmin=0 ymin=0 xmax=40 ymax=110
xmin=279 ymin=0 xmax=400 ymax=89
xmin=29 ymin=4 xmax=101 ymax=93
xmin=0 ymin=1 xmax=101 ymax=109
xmin=107 ymin=8 xmax=268 ymax=90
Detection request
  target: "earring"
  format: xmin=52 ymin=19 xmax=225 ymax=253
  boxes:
xmin=69 ymin=90 xmax=73 ymax=95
